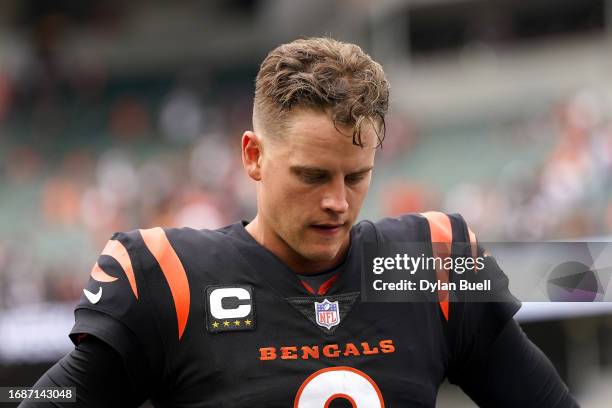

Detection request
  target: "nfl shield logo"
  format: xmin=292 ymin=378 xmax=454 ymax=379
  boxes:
xmin=315 ymin=299 xmax=340 ymax=330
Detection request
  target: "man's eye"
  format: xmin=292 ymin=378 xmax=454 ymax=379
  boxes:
xmin=301 ymin=173 xmax=326 ymax=183
xmin=346 ymin=174 xmax=365 ymax=184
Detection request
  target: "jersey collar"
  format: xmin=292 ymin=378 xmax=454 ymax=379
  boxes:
xmin=226 ymin=221 xmax=362 ymax=296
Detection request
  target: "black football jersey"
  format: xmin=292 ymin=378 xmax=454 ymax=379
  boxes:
xmin=70 ymin=212 xmax=520 ymax=407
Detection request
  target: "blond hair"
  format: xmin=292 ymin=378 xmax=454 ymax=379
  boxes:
xmin=253 ymin=37 xmax=389 ymax=147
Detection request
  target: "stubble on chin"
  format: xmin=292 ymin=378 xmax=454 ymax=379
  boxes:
xmin=302 ymin=238 xmax=344 ymax=262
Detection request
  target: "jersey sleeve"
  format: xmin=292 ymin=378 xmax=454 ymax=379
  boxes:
xmin=21 ymin=336 xmax=148 ymax=408
xmin=425 ymin=213 xmax=574 ymax=407
xmin=376 ymin=211 xmax=521 ymax=325
xmin=69 ymin=230 xmax=165 ymax=387
xmin=450 ymin=318 xmax=579 ymax=407
xmin=425 ymin=213 xmax=522 ymax=381
xmin=414 ymin=213 xmax=575 ymax=404
xmin=445 ymin=255 xmax=522 ymax=380
xmin=388 ymin=212 xmax=520 ymax=381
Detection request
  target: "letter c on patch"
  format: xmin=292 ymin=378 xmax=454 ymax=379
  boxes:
xmin=209 ymin=287 xmax=252 ymax=319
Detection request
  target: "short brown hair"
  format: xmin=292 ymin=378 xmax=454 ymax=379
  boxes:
xmin=253 ymin=37 xmax=389 ymax=147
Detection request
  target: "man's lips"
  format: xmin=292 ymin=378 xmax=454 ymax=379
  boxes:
xmin=310 ymin=223 xmax=346 ymax=234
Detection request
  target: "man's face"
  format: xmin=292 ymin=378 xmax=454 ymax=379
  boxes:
xmin=255 ymin=108 xmax=377 ymax=269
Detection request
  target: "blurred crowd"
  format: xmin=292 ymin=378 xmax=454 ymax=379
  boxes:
xmin=382 ymin=90 xmax=612 ymax=242
xmin=451 ymin=91 xmax=612 ymax=240
xmin=0 ymin=55 xmax=259 ymax=307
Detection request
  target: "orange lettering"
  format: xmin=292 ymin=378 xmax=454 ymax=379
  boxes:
xmin=301 ymin=345 xmax=320 ymax=360
xmin=259 ymin=347 xmax=277 ymax=361
xmin=259 ymin=340 xmax=395 ymax=361
xmin=379 ymin=339 xmax=395 ymax=354
xmin=361 ymin=342 xmax=379 ymax=355
xmin=343 ymin=342 xmax=361 ymax=357
xmin=281 ymin=346 xmax=298 ymax=360
xmin=322 ymin=344 xmax=340 ymax=358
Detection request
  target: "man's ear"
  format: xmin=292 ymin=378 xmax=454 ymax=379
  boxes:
xmin=242 ymin=131 xmax=263 ymax=181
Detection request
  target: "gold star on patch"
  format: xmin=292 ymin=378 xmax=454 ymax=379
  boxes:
xmin=245 ymin=319 xmax=252 ymax=326
xmin=223 ymin=321 xmax=230 ymax=327
xmin=233 ymin=320 xmax=241 ymax=326
xmin=212 ymin=321 xmax=220 ymax=328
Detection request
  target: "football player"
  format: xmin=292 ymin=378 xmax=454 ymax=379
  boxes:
xmin=22 ymin=38 xmax=578 ymax=407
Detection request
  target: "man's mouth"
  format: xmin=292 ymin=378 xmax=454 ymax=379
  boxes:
xmin=310 ymin=223 xmax=345 ymax=235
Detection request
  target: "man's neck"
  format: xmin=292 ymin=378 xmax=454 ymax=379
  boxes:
xmin=244 ymin=216 xmax=349 ymax=275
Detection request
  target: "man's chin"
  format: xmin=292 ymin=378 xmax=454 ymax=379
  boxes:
xmin=298 ymin=244 xmax=342 ymax=264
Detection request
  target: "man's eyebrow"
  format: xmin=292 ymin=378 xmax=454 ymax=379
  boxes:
xmin=290 ymin=166 xmax=329 ymax=174
xmin=289 ymin=166 xmax=373 ymax=174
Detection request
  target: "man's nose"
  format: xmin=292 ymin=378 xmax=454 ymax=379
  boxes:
xmin=321 ymin=179 xmax=349 ymax=214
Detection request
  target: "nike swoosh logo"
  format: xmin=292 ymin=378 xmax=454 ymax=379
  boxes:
xmin=84 ymin=287 xmax=102 ymax=304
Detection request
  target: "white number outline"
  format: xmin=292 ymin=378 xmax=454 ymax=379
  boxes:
xmin=294 ymin=366 xmax=385 ymax=408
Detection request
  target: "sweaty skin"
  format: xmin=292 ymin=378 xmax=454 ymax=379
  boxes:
xmin=242 ymin=108 xmax=377 ymax=275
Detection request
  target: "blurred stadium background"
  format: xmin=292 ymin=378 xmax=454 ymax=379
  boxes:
xmin=0 ymin=0 xmax=611 ymax=406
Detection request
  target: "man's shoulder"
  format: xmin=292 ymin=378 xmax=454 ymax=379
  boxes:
xmin=356 ymin=211 xmax=441 ymax=239
xmin=108 ymin=223 xmax=237 ymax=257
xmin=73 ymin=224 xmax=242 ymax=345
xmin=355 ymin=211 xmax=473 ymax=244
xmin=90 ymin=224 xmax=241 ymax=301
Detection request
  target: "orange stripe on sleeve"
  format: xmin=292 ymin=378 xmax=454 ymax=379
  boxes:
xmin=467 ymin=226 xmax=479 ymax=272
xmin=420 ymin=211 xmax=452 ymax=321
xmin=99 ymin=239 xmax=138 ymax=299
xmin=421 ymin=211 xmax=452 ymax=245
xmin=90 ymin=262 xmax=119 ymax=283
xmin=140 ymin=227 xmax=190 ymax=340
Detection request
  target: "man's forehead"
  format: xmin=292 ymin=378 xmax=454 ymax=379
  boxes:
xmin=284 ymin=108 xmax=380 ymax=148
xmin=285 ymin=146 xmax=376 ymax=174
